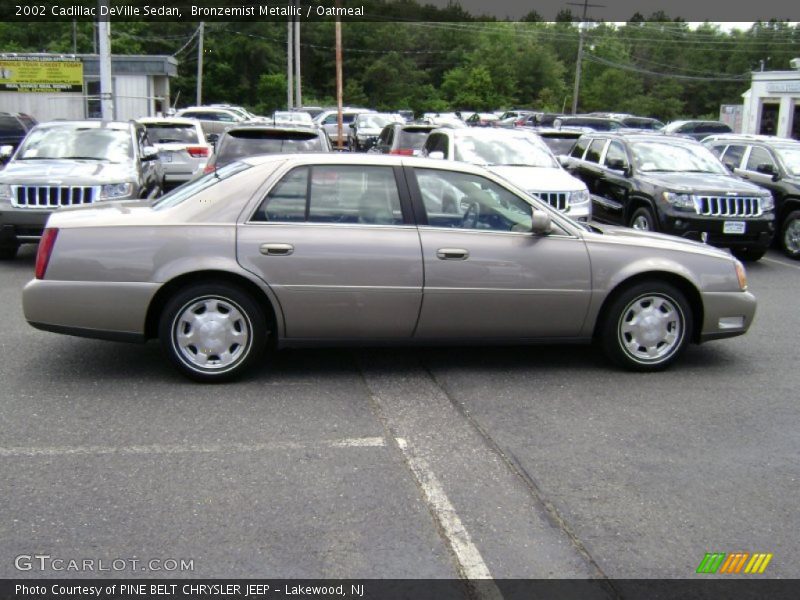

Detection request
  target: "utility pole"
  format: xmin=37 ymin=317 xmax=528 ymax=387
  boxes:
xmin=196 ymin=22 xmax=204 ymax=106
xmin=287 ymin=19 xmax=294 ymax=109
xmin=294 ymin=8 xmax=301 ymax=108
xmin=72 ymin=20 xmax=77 ymax=54
xmin=568 ymin=1 xmax=603 ymax=115
xmin=97 ymin=0 xmax=113 ymax=119
xmin=335 ymin=16 xmax=343 ymax=150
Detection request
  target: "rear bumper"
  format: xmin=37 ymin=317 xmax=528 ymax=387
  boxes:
xmin=23 ymin=279 xmax=159 ymax=341
xmin=699 ymin=290 xmax=757 ymax=342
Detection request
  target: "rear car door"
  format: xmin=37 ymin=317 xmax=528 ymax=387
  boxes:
xmin=237 ymin=162 xmax=423 ymax=339
xmin=407 ymin=166 xmax=592 ymax=339
xmin=593 ymin=140 xmax=633 ymax=223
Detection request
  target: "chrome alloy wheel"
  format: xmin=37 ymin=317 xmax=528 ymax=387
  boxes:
xmin=617 ymin=293 xmax=685 ymax=364
xmin=784 ymin=218 xmax=800 ymax=255
xmin=631 ymin=215 xmax=652 ymax=230
xmin=172 ymin=296 xmax=252 ymax=372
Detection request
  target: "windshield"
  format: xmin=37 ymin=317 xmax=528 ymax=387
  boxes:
xmin=356 ymin=114 xmax=395 ymax=129
xmin=16 ymin=126 xmax=133 ymax=162
xmin=454 ymin=134 xmax=558 ymax=167
xmin=153 ymin=161 xmax=251 ymax=210
xmin=775 ymin=146 xmax=800 ymax=176
xmin=142 ymin=123 xmax=199 ymax=144
xmin=630 ymin=141 xmax=727 ymax=174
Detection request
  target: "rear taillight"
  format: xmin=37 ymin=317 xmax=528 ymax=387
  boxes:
xmin=35 ymin=228 xmax=58 ymax=280
xmin=203 ymin=163 xmax=216 ymax=174
xmin=187 ymin=146 xmax=210 ymax=158
xmin=389 ymin=148 xmax=414 ymax=156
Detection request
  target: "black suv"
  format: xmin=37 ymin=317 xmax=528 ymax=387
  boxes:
xmin=562 ymin=132 xmax=775 ymax=261
xmin=371 ymin=123 xmax=437 ymax=156
xmin=703 ymin=135 xmax=800 ymax=259
xmin=0 ymin=112 xmax=37 ymax=163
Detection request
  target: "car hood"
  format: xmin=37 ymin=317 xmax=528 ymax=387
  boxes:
xmin=637 ymin=172 xmax=767 ymax=195
xmin=488 ymin=165 xmax=585 ymax=192
xmin=587 ymin=223 xmax=733 ymax=258
xmin=356 ymin=128 xmax=383 ymax=136
xmin=0 ymin=159 xmax=135 ymax=185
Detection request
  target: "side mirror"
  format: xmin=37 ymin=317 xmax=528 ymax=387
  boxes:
xmin=0 ymin=145 xmax=14 ymax=160
xmin=531 ymin=207 xmax=552 ymax=235
xmin=428 ymin=151 xmax=445 ymax=160
xmin=756 ymin=163 xmax=779 ymax=180
xmin=606 ymin=158 xmax=630 ymax=176
xmin=349 ymin=123 xmax=355 ymax=129
xmin=142 ymin=145 xmax=159 ymax=161
xmin=557 ymin=155 xmax=570 ymax=168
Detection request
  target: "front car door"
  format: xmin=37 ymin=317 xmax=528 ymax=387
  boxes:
xmin=237 ymin=162 xmax=423 ymax=339
xmin=407 ymin=166 xmax=592 ymax=339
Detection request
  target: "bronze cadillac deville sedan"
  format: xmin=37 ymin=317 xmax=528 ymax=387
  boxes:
xmin=23 ymin=154 xmax=756 ymax=381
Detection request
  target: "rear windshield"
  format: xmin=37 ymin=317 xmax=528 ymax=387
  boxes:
xmin=152 ymin=161 xmax=252 ymax=210
xmin=216 ymin=130 xmax=323 ymax=163
xmin=143 ymin=123 xmax=199 ymax=144
xmin=397 ymin=128 xmax=433 ymax=149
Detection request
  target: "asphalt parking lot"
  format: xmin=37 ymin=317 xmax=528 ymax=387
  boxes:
xmin=1 ymin=244 xmax=798 ymax=583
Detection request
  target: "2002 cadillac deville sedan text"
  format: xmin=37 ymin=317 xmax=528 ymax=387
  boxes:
xmin=23 ymin=154 xmax=756 ymax=381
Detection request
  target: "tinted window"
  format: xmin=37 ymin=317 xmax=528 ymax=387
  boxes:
xmin=0 ymin=115 xmax=25 ymax=135
xmin=254 ymin=167 xmax=308 ymax=222
xmin=415 ymin=168 xmax=533 ymax=232
xmin=424 ymin=133 xmax=449 ymax=157
xmin=604 ymin=141 xmax=628 ymax=169
xmin=721 ymin=145 xmax=747 ymax=170
xmin=585 ymin=139 xmax=606 ymax=163
xmin=142 ymin=123 xmax=199 ymax=144
xmin=570 ymin=138 xmax=589 ymax=159
xmin=397 ymin=128 xmax=433 ymax=150
xmin=216 ymin=130 xmax=323 ymax=165
xmin=308 ymin=166 xmax=401 ymax=224
xmin=745 ymin=146 xmax=776 ymax=172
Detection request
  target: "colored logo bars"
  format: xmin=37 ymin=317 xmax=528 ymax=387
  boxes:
xmin=696 ymin=552 xmax=773 ymax=574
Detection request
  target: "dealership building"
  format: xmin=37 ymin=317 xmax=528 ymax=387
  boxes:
xmin=0 ymin=53 xmax=178 ymax=122
xmin=740 ymin=60 xmax=800 ymax=139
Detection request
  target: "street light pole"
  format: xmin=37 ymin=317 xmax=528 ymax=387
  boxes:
xmin=97 ymin=0 xmax=113 ymax=120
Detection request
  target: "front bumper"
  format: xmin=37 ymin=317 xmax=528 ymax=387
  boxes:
xmin=699 ymin=290 xmax=757 ymax=342
xmin=660 ymin=211 xmax=775 ymax=250
xmin=0 ymin=208 xmax=51 ymax=244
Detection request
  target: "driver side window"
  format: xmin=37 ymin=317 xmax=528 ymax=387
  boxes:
xmin=414 ymin=168 xmax=533 ymax=233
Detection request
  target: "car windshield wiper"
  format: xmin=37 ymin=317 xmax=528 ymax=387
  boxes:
xmin=157 ymin=138 xmax=186 ymax=144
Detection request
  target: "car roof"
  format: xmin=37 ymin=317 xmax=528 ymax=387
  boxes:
xmin=137 ymin=117 xmax=200 ymax=126
xmin=703 ymin=134 xmax=800 ymax=145
xmin=578 ymin=131 xmax=701 ymax=144
xmin=223 ymin=124 xmax=320 ymax=135
xmin=35 ymin=120 xmax=133 ymax=130
xmin=449 ymin=127 xmax=536 ymax=139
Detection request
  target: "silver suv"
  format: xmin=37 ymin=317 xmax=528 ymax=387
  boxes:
xmin=0 ymin=120 xmax=163 ymax=259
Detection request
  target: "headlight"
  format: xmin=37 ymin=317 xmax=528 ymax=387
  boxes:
xmin=662 ymin=191 xmax=695 ymax=210
xmin=760 ymin=194 xmax=774 ymax=212
xmin=99 ymin=183 xmax=134 ymax=200
xmin=570 ymin=189 xmax=590 ymax=205
xmin=0 ymin=184 xmax=11 ymax=202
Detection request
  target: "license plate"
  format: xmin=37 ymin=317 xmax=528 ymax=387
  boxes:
xmin=723 ymin=221 xmax=746 ymax=234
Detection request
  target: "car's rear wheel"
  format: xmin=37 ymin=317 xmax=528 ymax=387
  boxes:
xmin=629 ymin=206 xmax=657 ymax=231
xmin=780 ymin=210 xmax=800 ymax=259
xmin=601 ymin=281 xmax=692 ymax=371
xmin=158 ymin=282 xmax=267 ymax=382
xmin=0 ymin=244 xmax=19 ymax=260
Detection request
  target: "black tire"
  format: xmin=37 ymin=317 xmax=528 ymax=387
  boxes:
xmin=600 ymin=281 xmax=693 ymax=372
xmin=732 ymin=246 xmax=767 ymax=262
xmin=780 ymin=209 xmax=800 ymax=260
xmin=629 ymin=206 xmax=657 ymax=231
xmin=158 ymin=282 xmax=267 ymax=382
xmin=0 ymin=244 xmax=19 ymax=260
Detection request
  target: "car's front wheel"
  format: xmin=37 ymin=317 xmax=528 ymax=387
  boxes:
xmin=780 ymin=209 xmax=800 ymax=259
xmin=629 ymin=206 xmax=657 ymax=231
xmin=158 ymin=282 xmax=267 ymax=382
xmin=601 ymin=281 xmax=693 ymax=371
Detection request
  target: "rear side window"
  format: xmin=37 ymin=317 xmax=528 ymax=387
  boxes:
xmin=570 ymin=138 xmax=589 ymax=159
xmin=745 ymin=146 xmax=776 ymax=172
xmin=0 ymin=115 xmax=25 ymax=136
xmin=254 ymin=165 xmax=403 ymax=225
xmin=216 ymin=130 xmax=323 ymax=165
xmin=585 ymin=139 xmax=606 ymax=163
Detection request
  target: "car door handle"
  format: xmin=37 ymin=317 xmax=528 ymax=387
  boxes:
xmin=436 ymin=248 xmax=469 ymax=260
xmin=260 ymin=243 xmax=294 ymax=256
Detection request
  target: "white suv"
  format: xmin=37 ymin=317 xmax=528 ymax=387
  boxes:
xmin=421 ymin=128 xmax=591 ymax=221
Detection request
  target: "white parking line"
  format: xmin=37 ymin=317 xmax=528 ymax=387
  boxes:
xmin=395 ymin=437 xmax=502 ymax=597
xmin=0 ymin=437 xmax=386 ymax=458
xmin=761 ymin=257 xmax=800 ymax=271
